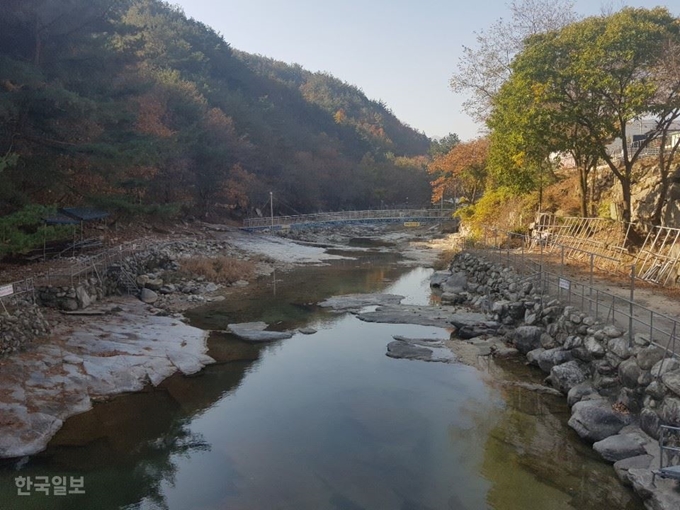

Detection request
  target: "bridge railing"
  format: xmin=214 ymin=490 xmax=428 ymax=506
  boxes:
xmin=243 ymin=209 xmax=454 ymax=228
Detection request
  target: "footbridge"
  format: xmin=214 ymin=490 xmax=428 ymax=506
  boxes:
xmin=241 ymin=209 xmax=455 ymax=231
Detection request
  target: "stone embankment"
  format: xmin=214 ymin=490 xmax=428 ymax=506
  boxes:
xmin=436 ymin=252 xmax=680 ymax=510
xmin=1 ymin=240 xmax=257 ymax=356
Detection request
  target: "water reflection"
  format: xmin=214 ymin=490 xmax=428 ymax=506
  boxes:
xmin=0 ymin=257 xmax=644 ymax=510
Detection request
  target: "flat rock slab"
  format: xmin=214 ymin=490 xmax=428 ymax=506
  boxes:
xmin=386 ymin=336 xmax=456 ymax=363
xmin=318 ymin=293 xmax=404 ymax=311
xmin=0 ymin=297 xmax=213 ymax=459
xmin=613 ymin=455 xmax=653 ymax=485
xmin=628 ymin=468 xmax=680 ymax=510
xmin=358 ymin=304 xmax=494 ymax=330
xmin=228 ymin=322 xmax=294 ymax=342
xmin=386 ymin=341 xmax=433 ymax=361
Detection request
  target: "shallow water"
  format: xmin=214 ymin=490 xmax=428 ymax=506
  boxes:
xmin=0 ymin=254 xmax=643 ymax=510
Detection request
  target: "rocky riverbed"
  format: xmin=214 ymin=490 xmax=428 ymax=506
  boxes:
xmin=0 ymin=224 xmax=443 ymax=460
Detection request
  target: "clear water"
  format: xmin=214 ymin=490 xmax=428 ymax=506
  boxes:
xmin=0 ymin=255 xmax=643 ymax=510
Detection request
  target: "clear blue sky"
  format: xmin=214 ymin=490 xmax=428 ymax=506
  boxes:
xmin=172 ymin=0 xmax=676 ymax=142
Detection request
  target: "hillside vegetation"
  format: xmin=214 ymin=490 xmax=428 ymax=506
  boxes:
xmin=0 ymin=0 xmax=432 ymax=234
xmin=440 ymin=2 xmax=680 ymax=237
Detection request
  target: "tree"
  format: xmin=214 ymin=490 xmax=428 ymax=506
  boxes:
xmin=428 ymin=138 xmax=489 ymax=204
xmin=649 ymin=38 xmax=680 ymax=226
xmin=506 ymin=8 xmax=680 ymax=225
xmin=450 ymin=0 xmax=579 ymax=123
xmin=429 ymin=133 xmax=460 ymax=158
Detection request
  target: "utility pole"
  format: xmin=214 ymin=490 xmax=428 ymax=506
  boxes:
xmin=270 ymin=191 xmax=274 ymax=228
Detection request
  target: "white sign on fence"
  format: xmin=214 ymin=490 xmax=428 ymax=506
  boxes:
xmin=558 ymin=278 xmax=571 ymax=290
xmin=0 ymin=284 xmax=14 ymax=297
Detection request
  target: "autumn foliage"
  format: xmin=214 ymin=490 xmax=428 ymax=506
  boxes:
xmin=428 ymin=138 xmax=489 ymax=204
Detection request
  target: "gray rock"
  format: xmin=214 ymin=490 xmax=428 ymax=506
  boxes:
xmin=319 ymin=293 xmax=404 ymax=311
xmin=619 ymin=358 xmax=642 ymax=388
xmin=608 ymin=338 xmax=633 ymax=360
xmin=539 ymin=333 xmax=557 ymax=349
xmin=628 ymin=468 xmax=680 ymax=510
xmin=0 ymin=405 xmax=63 ymax=458
xmin=662 ymin=370 xmax=680 ymax=397
xmin=524 ymin=312 xmax=538 ymax=325
xmin=633 ymin=333 xmax=651 ymax=347
xmin=386 ymin=341 xmax=433 ymax=361
xmin=526 ymin=348 xmax=545 ymax=366
xmin=145 ymin=278 xmax=164 ymax=291
xmin=604 ymin=325 xmax=624 ymax=338
xmin=494 ymin=346 xmax=519 ymax=358
xmin=571 ymin=347 xmax=593 ymax=363
xmin=140 ymin=288 xmax=158 ymax=304
xmin=646 ymin=380 xmax=667 ymax=399
xmin=640 ymin=408 xmax=661 ymax=439
xmin=75 ymin=286 xmax=92 ymax=309
xmin=584 ymin=338 xmax=604 ymax=358
xmin=298 ymin=327 xmax=317 ymax=335
xmin=538 ymin=348 xmax=573 ymax=373
xmin=513 ymin=326 xmax=544 ymax=354
xmin=228 ymin=322 xmax=293 ymax=342
xmin=166 ymin=350 xmax=213 ymax=376
xmin=564 ymin=335 xmax=583 ymax=350
xmin=637 ymin=345 xmax=666 ymax=370
xmin=567 ymin=382 xmax=598 ymax=407
xmin=441 ymin=272 xmax=467 ymax=294
xmin=593 ymin=433 xmax=648 ymax=462
xmin=203 ymin=282 xmax=219 ymax=293
xmin=651 ymin=358 xmax=680 ymax=378
xmin=60 ymin=298 xmax=79 ymax=311
xmin=430 ymin=271 xmax=452 ymax=288
xmin=613 ymin=455 xmax=653 ymax=486
xmin=660 ymin=397 xmax=680 ymax=425
xmin=568 ymin=399 xmax=632 ymax=442
xmin=551 ymin=360 xmax=587 ymax=394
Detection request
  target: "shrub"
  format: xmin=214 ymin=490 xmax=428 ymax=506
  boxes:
xmin=180 ymin=256 xmax=255 ymax=284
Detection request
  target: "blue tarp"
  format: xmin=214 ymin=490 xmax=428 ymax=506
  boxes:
xmin=60 ymin=208 xmax=109 ymax=221
xmin=44 ymin=213 xmax=80 ymax=225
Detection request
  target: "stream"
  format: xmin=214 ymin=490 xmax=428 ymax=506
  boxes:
xmin=0 ymin=249 xmax=643 ymax=509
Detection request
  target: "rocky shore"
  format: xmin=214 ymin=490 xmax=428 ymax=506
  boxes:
xmin=435 ymin=252 xmax=680 ymax=510
xmin=0 ymin=225 xmax=438 ymax=460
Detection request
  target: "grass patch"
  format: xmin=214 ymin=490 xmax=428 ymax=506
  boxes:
xmin=181 ymin=256 xmax=255 ymax=284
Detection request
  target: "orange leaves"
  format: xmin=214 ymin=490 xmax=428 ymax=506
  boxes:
xmin=427 ymin=137 xmax=490 ymax=202
xmin=135 ymin=93 xmax=175 ymax=138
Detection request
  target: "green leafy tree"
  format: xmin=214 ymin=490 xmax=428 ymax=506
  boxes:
xmin=492 ymin=7 xmax=680 ymax=224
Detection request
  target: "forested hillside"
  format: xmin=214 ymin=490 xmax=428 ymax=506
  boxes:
xmin=0 ymin=0 xmax=432 ymax=229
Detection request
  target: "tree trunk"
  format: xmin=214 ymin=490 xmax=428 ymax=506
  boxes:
xmin=621 ymin=178 xmax=632 ymax=225
xmin=578 ymin=165 xmax=588 ymax=217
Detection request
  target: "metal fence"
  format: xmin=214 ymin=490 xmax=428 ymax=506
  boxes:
xmin=463 ymin=228 xmax=680 ymax=358
xmin=243 ymin=208 xmax=454 ymax=228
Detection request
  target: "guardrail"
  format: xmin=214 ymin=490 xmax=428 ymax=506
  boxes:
xmin=243 ymin=208 xmax=454 ymax=228
xmin=464 ymin=228 xmax=680 ymax=357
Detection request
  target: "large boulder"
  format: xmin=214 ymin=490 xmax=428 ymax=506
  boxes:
xmin=593 ymin=433 xmax=648 ymax=462
xmin=538 ymin=348 xmax=573 ymax=373
xmin=619 ymin=358 xmax=642 ymax=389
xmin=441 ymin=271 xmax=467 ymax=294
xmin=637 ymin=345 xmax=666 ymax=370
xmin=568 ymin=399 xmax=633 ymax=442
xmin=140 ymin=288 xmax=158 ymax=304
xmin=513 ymin=326 xmax=544 ymax=354
xmin=429 ymin=271 xmax=452 ymax=288
xmin=567 ymin=381 xmax=598 ymax=407
xmin=551 ymin=361 xmax=587 ymax=394
xmin=662 ymin=370 xmax=680 ymax=398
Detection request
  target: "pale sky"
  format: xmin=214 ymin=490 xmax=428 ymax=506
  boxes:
xmin=172 ymin=0 xmax=677 ymax=141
